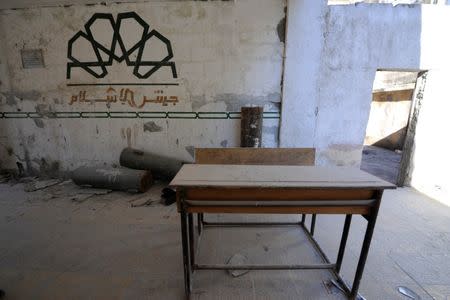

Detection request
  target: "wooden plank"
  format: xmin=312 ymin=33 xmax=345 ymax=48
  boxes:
xmin=170 ymin=165 xmax=396 ymax=189
xmin=372 ymin=89 xmax=414 ymax=102
xmin=185 ymin=188 xmax=375 ymax=201
xmin=240 ymin=107 xmax=263 ymax=147
xmin=195 ymin=148 xmax=315 ymax=166
xmin=186 ymin=205 xmax=370 ymax=215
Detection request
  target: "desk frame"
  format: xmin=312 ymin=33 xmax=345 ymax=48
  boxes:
xmin=177 ymin=187 xmax=384 ymax=300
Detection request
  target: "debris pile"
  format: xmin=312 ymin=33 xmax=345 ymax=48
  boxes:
xmin=2 ymin=147 xmax=182 ymax=207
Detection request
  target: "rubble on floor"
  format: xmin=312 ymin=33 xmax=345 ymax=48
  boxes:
xmin=24 ymin=179 xmax=61 ymax=192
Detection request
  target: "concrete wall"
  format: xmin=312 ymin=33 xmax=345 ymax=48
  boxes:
xmin=1 ymin=0 xmax=449 ymax=206
xmin=364 ymin=71 xmax=416 ymax=151
xmin=281 ymin=0 xmax=419 ymax=166
xmin=364 ymin=99 xmax=411 ymax=150
xmin=0 ymin=0 xmax=285 ymax=176
xmin=281 ymin=0 xmax=450 ymax=204
xmin=407 ymin=70 xmax=450 ymax=206
xmin=281 ymin=0 xmax=450 ymax=166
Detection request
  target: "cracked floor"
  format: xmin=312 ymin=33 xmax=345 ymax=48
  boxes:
xmin=0 ymin=181 xmax=449 ymax=299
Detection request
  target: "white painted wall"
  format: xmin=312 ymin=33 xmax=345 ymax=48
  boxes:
xmin=0 ymin=0 xmax=285 ymax=175
xmin=408 ymin=70 xmax=450 ymax=206
xmin=281 ymin=1 xmax=450 ymax=166
xmin=282 ymin=1 xmax=420 ymax=166
xmin=282 ymin=0 xmax=450 ymax=204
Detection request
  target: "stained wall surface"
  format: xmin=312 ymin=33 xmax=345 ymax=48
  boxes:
xmin=0 ymin=0 xmax=285 ymax=175
xmin=1 ymin=0 xmax=449 ymax=207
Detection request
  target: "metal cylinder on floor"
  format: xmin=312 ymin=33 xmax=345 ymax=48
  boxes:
xmin=72 ymin=166 xmax=153 ymax=193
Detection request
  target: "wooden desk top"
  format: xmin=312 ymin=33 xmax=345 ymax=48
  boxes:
xmin=170 ymin=165 xmax=396 ymax=189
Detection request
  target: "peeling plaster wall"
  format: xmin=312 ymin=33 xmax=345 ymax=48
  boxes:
xmin=281 ymin=1 xmax=450 ymax=167
xmin=0 ymin=37 xmax=11 ymax=170
xmin=0 ymin=0 xmax=285 ymax=176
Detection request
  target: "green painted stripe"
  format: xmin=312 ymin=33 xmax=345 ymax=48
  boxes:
xmin=167 ymin=112 xmax=198 ymax=119
xmin=228 ymin=112 xmax=241 ymax=119
xmin=3 ymin=112 xmax=29 ymax=118
xmin=0 ymin=111 xmax=280 ymax=120
xmin=137 ymin=112 xmax=168 ymax=118
xmin=56 ymin=112 xmax=82 ymax=118
xmin=109 ymin=112 xmax=139 ymax=118
xmin=197 ymin=112 xmax=229 ymax=119
xmin=28 ymin=112 xmax=42 ymax=118
xmin=81 ymin=112 xmax=110 ymax=118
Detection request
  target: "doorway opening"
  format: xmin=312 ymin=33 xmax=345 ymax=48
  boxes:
xmin=361 ymin=69 xmax=427 ymax=185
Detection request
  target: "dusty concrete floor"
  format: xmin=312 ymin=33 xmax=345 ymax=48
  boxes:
xmin=0 ymin=180 xmax=449 ymax=299
xmin=361 ymin=145 xmax=402 ymax=184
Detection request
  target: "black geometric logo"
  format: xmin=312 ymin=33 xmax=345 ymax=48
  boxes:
xmin=67 ymin=12 xmax=177 ymax=79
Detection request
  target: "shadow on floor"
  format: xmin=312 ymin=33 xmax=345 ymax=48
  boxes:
xmin=360 ymin=145 xmax=402 ymax=184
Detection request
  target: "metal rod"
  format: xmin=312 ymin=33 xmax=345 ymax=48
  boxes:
xmin=299 ymin=213 xmax=365 ymax=299
xmin=299 ymin=223 xmax=331 ymax=264
xmin=180 ymin=211 xmax=191 ymax=297
xmin=195 ymin=223 xmax=203 ymax=263
xmin=194 ymin=263 xmax=335 ymax=270
xmin=203 ymin=221 xmax=302 ymax=227
xmin=188 ymin=213 xmax=195 ymax=269
xmin=185 ymin=206 xmax=375 ymax=300
xmin=334 ymin=276 xmax=352 ymax=295
xmin=197 ymin=213 xmax=202 ymax=236
xmin=311 ymin=214 xmax=317 ymax=236
xmin=335 ymin=214 xmax=352 ymax=273
xmin=350 ymin=191 xmax=383 ymax=299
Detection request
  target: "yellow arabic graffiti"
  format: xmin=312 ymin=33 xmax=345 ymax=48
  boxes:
xmin=69 ymin=88 xmax=179 ymax=108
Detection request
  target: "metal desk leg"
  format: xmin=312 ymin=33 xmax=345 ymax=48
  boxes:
xmin=197 ymin=213 xmax=203 ymax=236
xmin=180 ymin=211 xmax=192 ymax=298
xmin=350 ymin=192 xmax=383 ymax=299
xmin=310 ymin=214 xmax=317 ymax=236
xmin=188 ymin=213 xmax=195 ymax=268
xmin=301 ymin=214 xmax=306 ymax=224
xmin=335 ymin=214 xmax=352 ymax=273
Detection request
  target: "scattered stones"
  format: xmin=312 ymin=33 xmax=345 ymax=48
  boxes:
xmin=0 ymin=173 xmax=11 ymax=183
xmin=131 ymin=195 xmax=155 ymax=207
xmin=226 ymin=253 xmax=250 ymax=277
xmin=76 ymin=187 xmax=112 ymax=195
xmin=24 ymin=179 xmax=61 ymax=192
